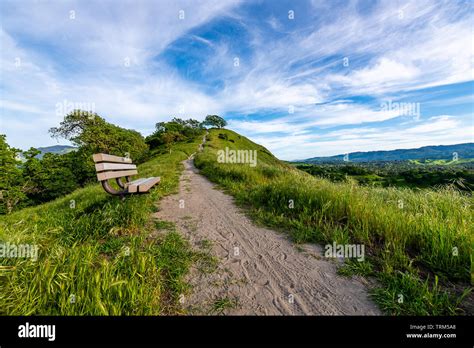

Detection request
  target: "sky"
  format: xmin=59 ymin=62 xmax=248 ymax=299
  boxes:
xmin=0 ymin=0 xmax=473 ymax=160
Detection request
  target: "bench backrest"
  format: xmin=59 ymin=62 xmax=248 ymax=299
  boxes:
xmin=92 ymin=153 xmax=137 ymax=181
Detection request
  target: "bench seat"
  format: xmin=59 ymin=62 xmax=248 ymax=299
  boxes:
xmin=126 ymin=177 xmax=161 ymax=193
xmin=92 ymin=153 xmax=160 ymax=196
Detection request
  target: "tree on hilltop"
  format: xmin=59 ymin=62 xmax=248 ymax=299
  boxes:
xmin=201 ymin=115 xmax=227 ymax=129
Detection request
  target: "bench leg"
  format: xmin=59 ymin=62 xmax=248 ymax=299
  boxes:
xmin=101 ymin=180 xmax=127 ymax=196
xmin=115 ymin=176 xmax=131 ymax=189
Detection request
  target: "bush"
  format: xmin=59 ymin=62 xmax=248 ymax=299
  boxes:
xmin=145 ymin=118 xmax=203 ymax=151
xmin=22 ymin=150 xmax=78 ymax=204
xmin=0 ymin=135 xmax=27 ymax=213
xmin=50 ymin=110 xmax=149 ymax=164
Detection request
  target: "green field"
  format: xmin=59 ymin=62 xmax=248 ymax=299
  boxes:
xmin=410 ymin=158 xmax=474 ymax=166
xmin=195 ymin=129 xmax=473 ymax=315
xmin=294 ymin=160 xmax=474 ymax=191
xmin=0 ymin=138 xmax=202 ymax=315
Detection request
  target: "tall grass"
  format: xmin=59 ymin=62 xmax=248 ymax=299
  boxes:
xmin=0 ymin=138 xmax=202 ymax=315
xmin=195 ymin=129 xmax=473 ymax=315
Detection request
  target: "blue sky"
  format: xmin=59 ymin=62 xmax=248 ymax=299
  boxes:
xmin=1 ymin=0 xmax=473 ymax=160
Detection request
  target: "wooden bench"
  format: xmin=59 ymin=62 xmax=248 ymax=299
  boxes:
xmin=92 ymin=153 xmax=160 ymax=196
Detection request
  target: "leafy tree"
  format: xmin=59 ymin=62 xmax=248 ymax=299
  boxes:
xmin=22 ymin=150 xmax=77 ymax=203
xmin=201 ymin=115 xmax=227 ymax=129
xmin=50 ymin=110 xmax=148 ymax=161
xmin=184 ymin=118 xmax=202 ymax=130
xmin=67 ymin=148 xmax=96 ymax=186
xmin=161 ymin=132 xmax=175 ymax=153
xmin=145 ymin=118 xmax=203 ymax=150
xmin=0 ymin=135 xmax=27 ymax=213
xmin=171 ymin=117 xmax=202 ymax=131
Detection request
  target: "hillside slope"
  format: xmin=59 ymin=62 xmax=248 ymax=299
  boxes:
xmin=37 ymin=145 xmax=77 ymax=158
xmin=195 ymin=129 xmax=473 ymax=315
xmin=0 ymin=136 xmax=204 ymax=315
xmin=301 ymin=143 xmax=474 ymax=162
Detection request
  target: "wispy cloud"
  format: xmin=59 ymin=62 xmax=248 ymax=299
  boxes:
xmin=0 ymin=0 xmax=472 ymax=159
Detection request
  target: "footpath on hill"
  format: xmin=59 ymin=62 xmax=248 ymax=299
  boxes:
xmin=155 ymin=134 xmax=380 ymax=315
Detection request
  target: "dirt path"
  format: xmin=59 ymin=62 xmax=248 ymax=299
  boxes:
xmin=154 ymin=137 xmax=380 ymax=315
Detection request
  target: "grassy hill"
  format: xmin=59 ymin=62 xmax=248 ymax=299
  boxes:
xmin=195 ymin=129 xmax=473 ymax=315
xmin=0 ymin=137 xmax=203 ymax=315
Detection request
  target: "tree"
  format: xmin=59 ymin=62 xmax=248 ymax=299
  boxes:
xmin=201 ymin=115 xmax=227 ymax=129
xmin=161 ymin=132 xmax=175 ymax=153
xmin=22 ymin=150 xmax=77 ymax=203
xmin=145 ymin=118 xmax=204 ymax=150
xmin=0 ymin=135 xmax=27 ymax=213
xmin=50 ymin=110 xmax=149 ymax=183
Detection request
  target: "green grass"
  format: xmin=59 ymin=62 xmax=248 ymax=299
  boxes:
xmin=337 ymin=258 xmax=374 ymax=277
xmin=195 ymin=129 xmax=473 ymax=315
xmin=371 ymin=272 xmax=470 ymax=315
xmin=410 ymin=158 xmax=474 ymax=166
xmin=194 ymin=239 xmax=219 ymax=274
xmin=210 ymin=297 xmax=238 ymax=315
xmin=0 ymin=137 xmax=202 ymax=315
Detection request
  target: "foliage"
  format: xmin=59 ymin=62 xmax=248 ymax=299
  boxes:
xmin=49 ymin=109 xmax=149 ymax=163
xmin=0 ymin=135 xmax=27 ymax=214
xmin=145 ymin=117 xmax=204 ymax=151
xmin=21 ymin=149 xmax=78 ymax=204
xmin=201 ymin=114 xmax=227 ymax=129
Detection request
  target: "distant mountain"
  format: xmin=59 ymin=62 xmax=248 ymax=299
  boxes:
xmin=36 ymin=145 xmax=77 ymax=158
xmin=299 ymin=143 xmax=474 ymax=163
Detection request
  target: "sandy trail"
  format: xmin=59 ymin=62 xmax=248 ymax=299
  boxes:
xmin=154 ymin=137 xmax=380 ymax=315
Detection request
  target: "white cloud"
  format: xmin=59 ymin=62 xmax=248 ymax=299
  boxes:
xmin=230 ymin=102 xmax=403 ymax=137
xmin=342 ymin=58 xmax=419 ymax=89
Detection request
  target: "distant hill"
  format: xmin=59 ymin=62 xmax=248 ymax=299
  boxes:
xmin=36 ymin=145 xmax=77 ymax=158
xmin=299 ymin=143 xmax=474 ymax=163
